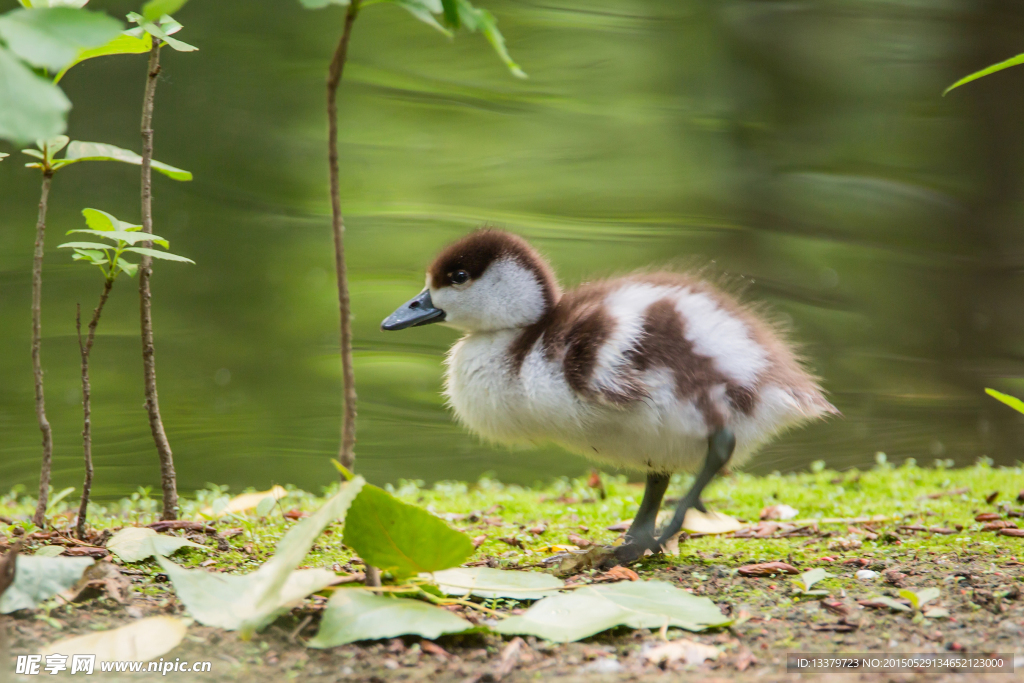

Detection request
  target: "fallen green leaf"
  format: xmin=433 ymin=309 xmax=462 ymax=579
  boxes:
xmin=0 ymin=556 xmax=93 ymax=613
xmin=493 ymin=580 xmax=730 ymax=642
xmin=34 ymin=546 xmax=65 ymax=558
xmin=343 ymin=484 xmax=473 ymax=579
xmin=428 ymin=567 xmax=563 ymax=600
xmin=899 ymin=587 xmax=939 ymax=610
xmin=158 ymin=477 xmax=365 ymax=637
xmin=106 ymin=527 xmax=206 ymax=563
xmin=793 ymin=567 xmax=830 ymax=593
xmin=308 ymin=589 xmax=471 ymax=647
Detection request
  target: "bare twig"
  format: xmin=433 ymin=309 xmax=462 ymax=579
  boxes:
xmin=327 ymin=0 xmax=360 ymax=471
xmin=31 ymin=173 xmax=54 ymax=528
xmin=138 ymin=41 xmax=178 ymax=521
xmin=75 ymin=280 xmax=114 ymax=539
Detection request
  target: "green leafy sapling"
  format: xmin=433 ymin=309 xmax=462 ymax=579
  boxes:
xmin=0 ymin=0 xmax=120 ymax=527
xmin=298 ymin=0 xmax=523 ymax=479
xmin=59 ymin=208 xmax=193 ymax=539
xmin=130 ymin=0 xmax=196 ymax=521
xmin=20 ymin=132 xmax=190 ymax=527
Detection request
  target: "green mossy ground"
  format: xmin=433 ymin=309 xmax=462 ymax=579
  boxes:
xmin=4 ymin=461 xmax=1024 ymax=681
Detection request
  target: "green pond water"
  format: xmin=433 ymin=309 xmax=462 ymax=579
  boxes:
xmin=2 ymin=0 xmax=1024 ymax=500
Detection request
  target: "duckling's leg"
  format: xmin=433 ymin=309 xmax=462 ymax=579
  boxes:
xmin=620 ymin=472 xmax=669 ymax=550
xmin=656 ymin=428 xmax=735 ymax=545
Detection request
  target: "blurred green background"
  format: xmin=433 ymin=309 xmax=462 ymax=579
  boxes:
xmin=3 ymin=0 xmax=1024 ymax=499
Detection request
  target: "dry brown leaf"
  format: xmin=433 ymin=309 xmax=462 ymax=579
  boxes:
xmin=495 ymin=637 xmax=524 ymax=680
xmin=975 ymin=512 xmax=1002 ymax=522
xmin=760 ymin=504 xmax=798 ymax=521
xmin=602 ymin=565 xmax=640 ymax=582
xmin=567 ymin=533 xmax=592 ymax=548
xmin=737 ymin=562 xmax=799 ymax=576
xmin=202 ymin=485 xmax=287 ymax=517
xmin=999 ymin=528 xmax=1024 ymax=537
xmin=606 ymin=520 xmax=632 ymax=533
xmin=42 ymin=617 xmax=187 ymax=661
xmin=60 ymin=562 xmax=131 ymax=604
xmin=471 ymin=535 xmax=487 ymax=548
xmin=683 ymin=509 xmax=743 ymax=534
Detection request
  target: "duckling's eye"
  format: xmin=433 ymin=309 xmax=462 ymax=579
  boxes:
xmin=450 ymin=270 xmax=470 ymax=285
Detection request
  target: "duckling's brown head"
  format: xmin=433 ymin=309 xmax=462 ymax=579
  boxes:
xmin=382 ymin=229 xmax=560 ymax=333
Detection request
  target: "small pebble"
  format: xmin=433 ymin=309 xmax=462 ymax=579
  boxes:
xmin=856 ymin=569 xmax=878 ymax=580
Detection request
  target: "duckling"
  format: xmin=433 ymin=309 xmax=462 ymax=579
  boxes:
xmin=382 ymin=229 xmax=837 ymax=564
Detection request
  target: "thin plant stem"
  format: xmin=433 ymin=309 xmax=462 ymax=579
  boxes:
xmin=327 ymin=0 xmax=360 ymax=472
xmin=139 ymin=41 xmax=178 ymax=521
xmin=75 ymin=279 xmax=114 ymax=540
xmin=31 ymin=173 xmax=54 ymax=528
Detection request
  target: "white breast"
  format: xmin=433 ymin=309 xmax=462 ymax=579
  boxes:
xmin=443 ymin=331 xmax=589 ymax=447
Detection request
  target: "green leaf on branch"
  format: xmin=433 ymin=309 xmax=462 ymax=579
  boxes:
xmin=59 ymin=240 xmax=125 ymax=251
xmin=106 ymin=527 xmax=207 ymax=563
xmin=54 ymin=32 xmax=152 ymax=83
xmin=392 ymin=0 xmax=451 ymax=36
xmin=0 ymin=45 xmax=70 ymax=144
xmin=126 ymin=12 xmax=195 ymax=52
xmin=0 ymin=7 xmax=123 ymax=72
xmin=449 ymin=0 xmax=524 ymax=78
xmin=122 ymin=247 xmax=194 ymax=264
xmin=67 ymin=229 xmax=168 ymax=247
xmin=440 ymin=0 xmax=459 ymax=29
xmin=493 ymin=580 xmax=731 ymax=642
xmin=71 ymin=248 xmax=107 ymax=265
xmin=986 ymin=388 xmax=1024 ymax=415
xmin=0 ymin=555 xmax=93 ymax=613
xmin=297 ymin=0 xmax=350 ymax=8
xmin=157 ymin=477 xmax=365 ymax=637
xmin=945 ymin=53 xmax=1024 ymax=95
xmin=115 ymin=258 xmax=137 ymax=277
xmin=142 ymin=0 xmax=190 ymax=22
xmin=81 ymin=207 xmax=139 ymax=232
xmin=342 ymin=484 xmax=474 ymax=579
xmin=60 ymin=141 xmax=193 ymax=180
xmin=428 ymin=567 xmax=564 ymax=599
xmin=17 ymin=1 xmax=90 ymax=7
xmin=308 ymin=589 xmax=472 ymax=647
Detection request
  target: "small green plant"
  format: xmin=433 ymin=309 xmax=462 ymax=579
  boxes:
xmin=3 ymin=0 xmax=191 ymax=526
xmin=59 ymin=208 xmax=193 ymax=538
